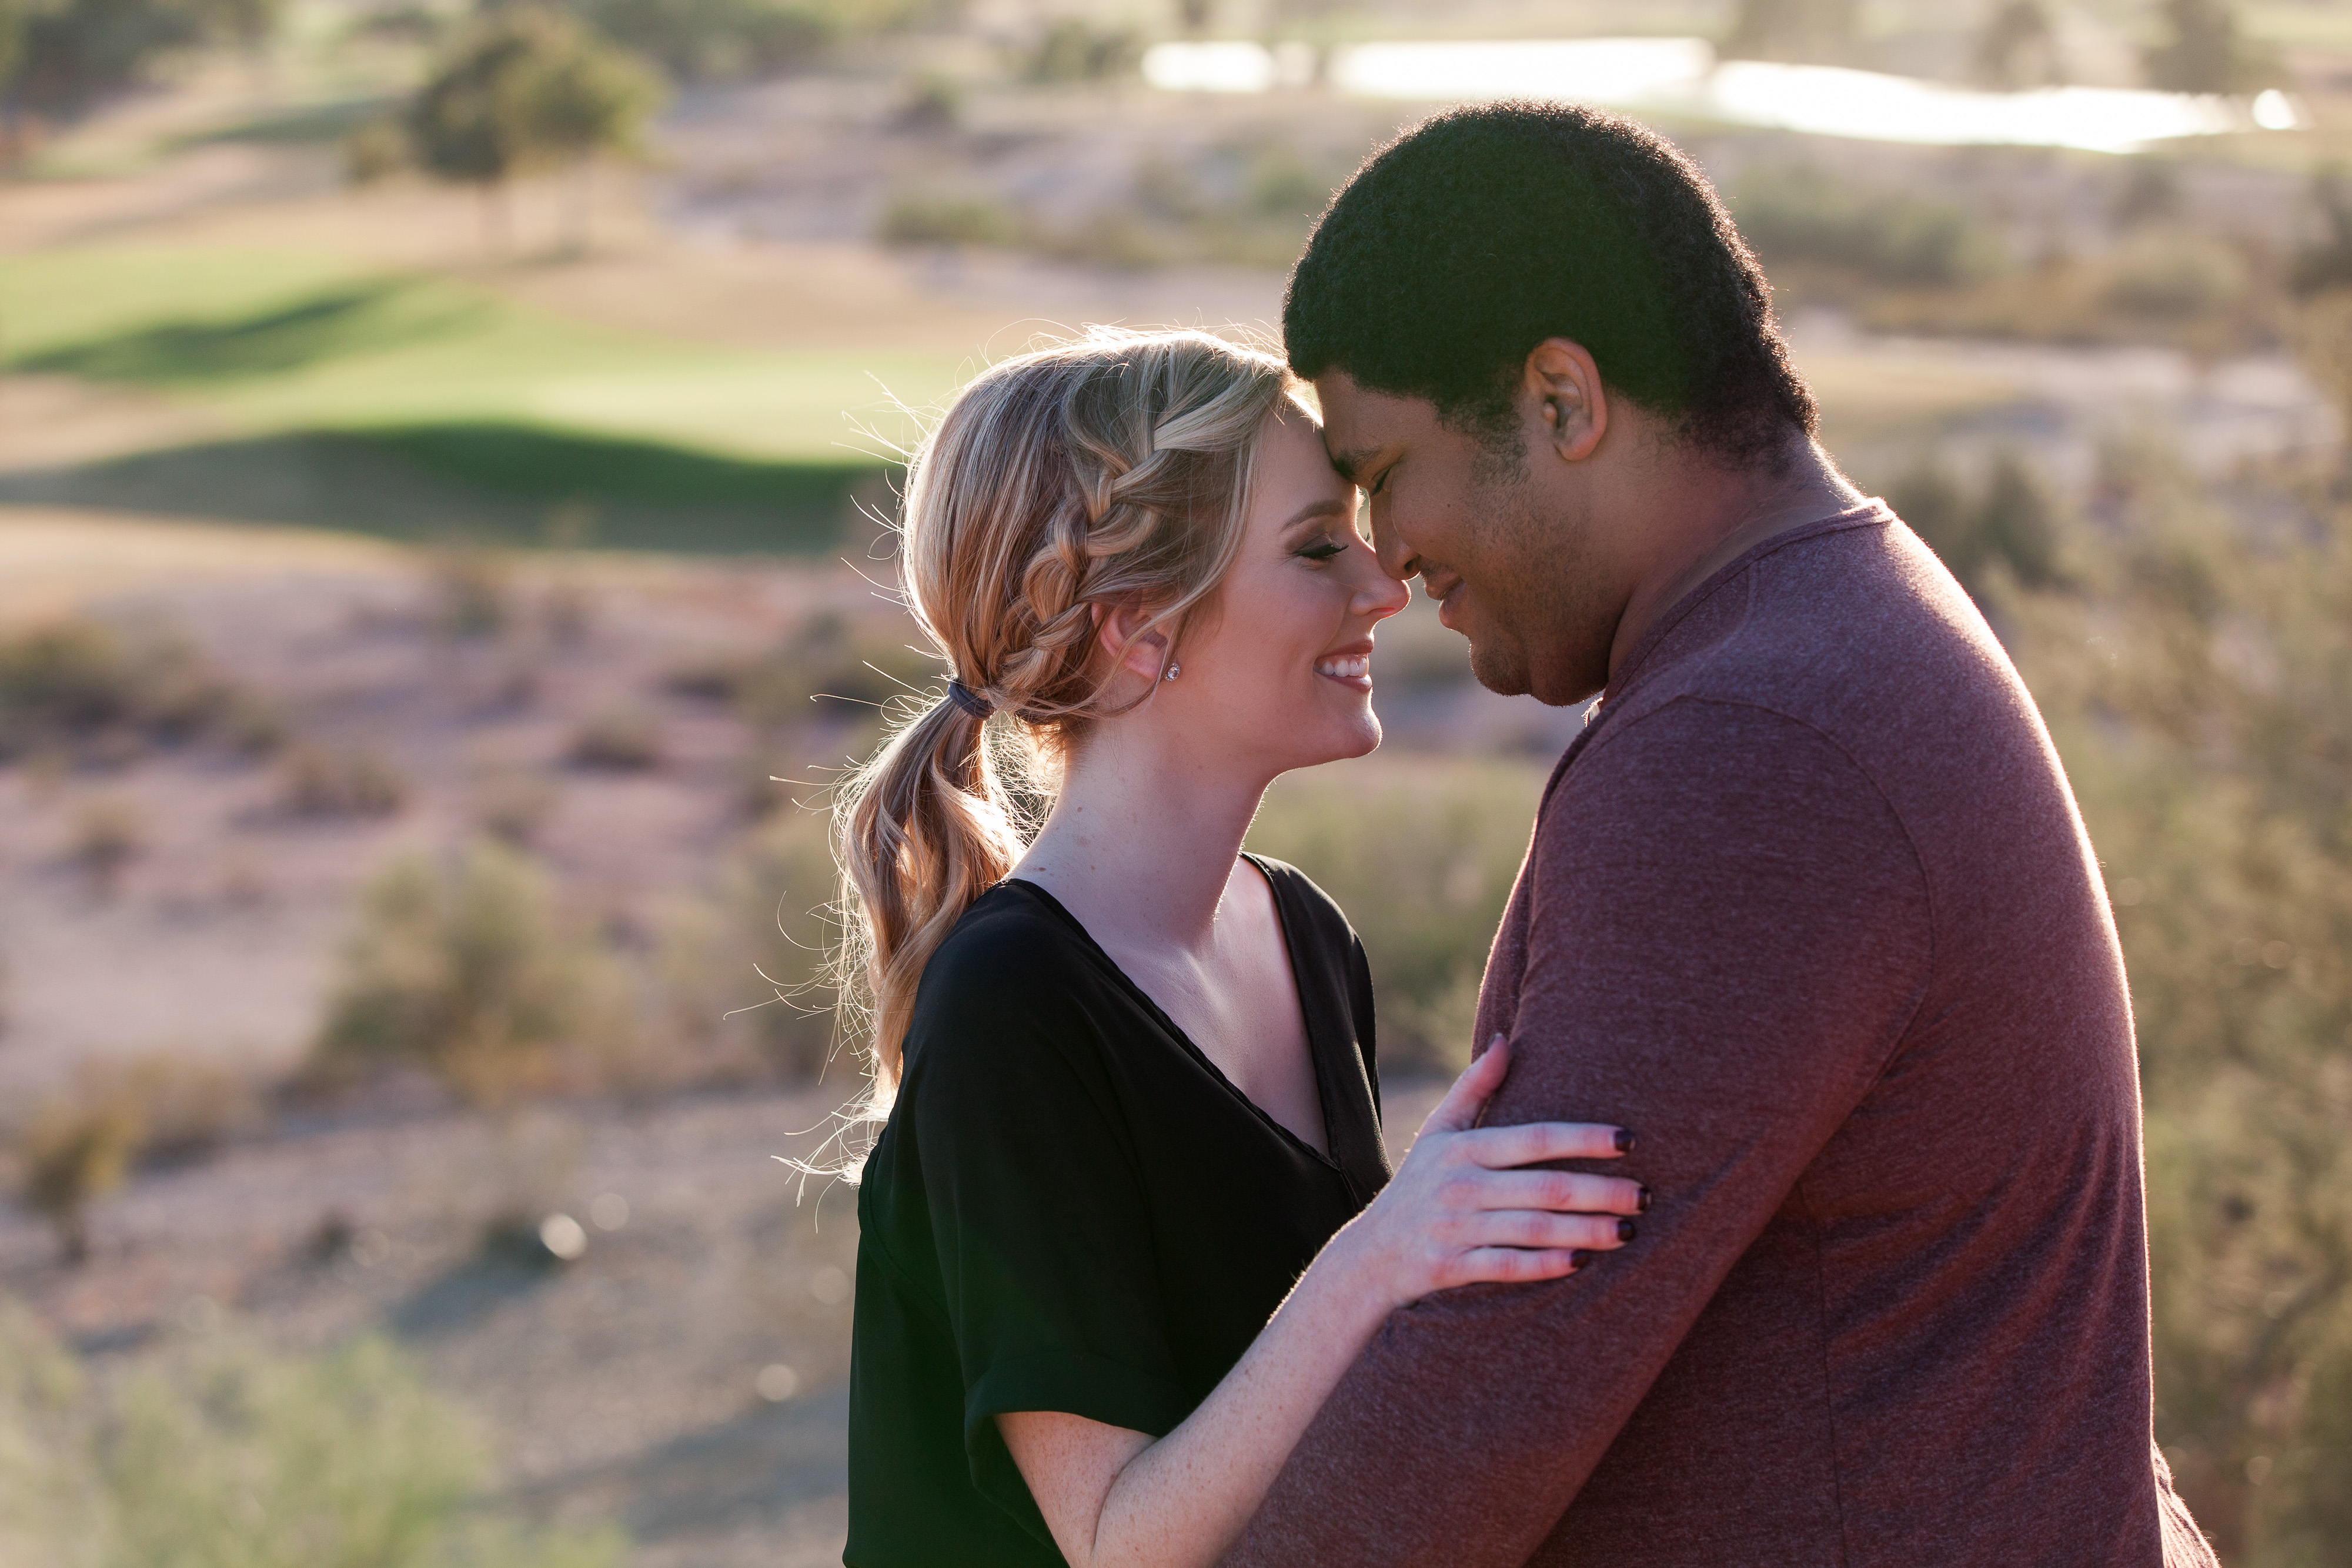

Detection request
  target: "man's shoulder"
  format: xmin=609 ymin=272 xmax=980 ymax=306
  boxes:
xmin=1603 ymin=506 xmax=2030 ymax=773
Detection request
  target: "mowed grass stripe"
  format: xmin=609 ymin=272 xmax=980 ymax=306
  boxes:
xmin=0 ymin=248 xmax=971 ymax=463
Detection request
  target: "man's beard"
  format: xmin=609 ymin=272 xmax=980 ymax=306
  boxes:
xmin=1461 ymin=473 xmax=1604 ymax=706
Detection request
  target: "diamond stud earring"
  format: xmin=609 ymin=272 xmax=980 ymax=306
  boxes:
xmin=1162 ymin=661 xmax=1181 ymax=681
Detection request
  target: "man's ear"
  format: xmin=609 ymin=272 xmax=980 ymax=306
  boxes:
xmin=1524 ymin=338 xmax=1608 ymax=463
xmin=1091 ymin=601 xmax=1171 ymax=681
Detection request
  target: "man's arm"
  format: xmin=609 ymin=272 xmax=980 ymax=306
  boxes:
xmin=1220 ymin=698 xmax=1936 ymax=1567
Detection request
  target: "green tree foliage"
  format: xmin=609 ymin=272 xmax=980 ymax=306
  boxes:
xmin=1889 ymin=449 xmax=2064 ymax=603
xmin=1 ymin=0 xmax=283 ymax=115
xmin=567 ymin=0 xmax=830 ymax=81
xmin=1973 ymin=0 xmax=2061 ymax=89
xmin=1721 ymin=0 xmax=1859 ymax=65
xmin=2144 ymin=0 xmax=2280 ymax=93
xmin=1730 ymin=163 xmax=2007 ymax=289
xmin=313 ymin=841 xmax=610 ymax=1109
xmin=0 ymin=1302 xmax=623 ymax=1568
xmin=1997 ymin=443 xmax=2351 ymax=1566
xmin=404 ymin=5 xmax=662 ymax=249
xmin=12 ymin=1095 xmax=141 ymax=1265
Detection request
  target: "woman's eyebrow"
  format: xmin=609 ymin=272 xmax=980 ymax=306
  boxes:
xmin=1281 ymin=497 xmax=1353 ymax=530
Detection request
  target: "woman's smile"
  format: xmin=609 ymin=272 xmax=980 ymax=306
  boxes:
xmin=1312 ymin=643 xmax=1374 ymax=690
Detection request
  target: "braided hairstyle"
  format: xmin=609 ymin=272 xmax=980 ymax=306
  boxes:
xmin=833 ymin=329 xmax=1299 ymax=1116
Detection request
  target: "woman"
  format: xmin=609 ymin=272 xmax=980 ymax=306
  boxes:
xmin=836 ymin=330 xmax=1645 ymax=1568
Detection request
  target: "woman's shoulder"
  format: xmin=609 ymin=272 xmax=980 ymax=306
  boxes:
xmin=900 ymin=882 xmax=1108 ymax=1091
xmin=917 ymin=881 xmax=1096 ymax=1002
xmin=1243 ymin=854 xmax=1364 ymax=958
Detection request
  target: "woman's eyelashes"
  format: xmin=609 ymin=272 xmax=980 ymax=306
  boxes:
xmin=1295 ymin=533 xmax=1348 ymax=563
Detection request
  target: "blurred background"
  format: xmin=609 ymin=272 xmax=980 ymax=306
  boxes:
xmin=1 ymin=0 xmax=2348 ymax=1562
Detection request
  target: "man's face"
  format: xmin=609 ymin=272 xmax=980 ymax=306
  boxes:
xmin=1315 ymin=370 xmax=1617 ymax=706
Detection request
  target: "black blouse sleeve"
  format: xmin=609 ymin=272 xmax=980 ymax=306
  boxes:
xmin=898 ymin=937 xmax=1196 ymax=1530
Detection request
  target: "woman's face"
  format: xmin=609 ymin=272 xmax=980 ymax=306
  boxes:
xmin=1158 ymin=403 xmax=1411 ymax=777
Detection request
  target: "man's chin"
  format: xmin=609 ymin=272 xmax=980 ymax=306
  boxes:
xmin=1466 ymin=638 xmax=1532 ymax=700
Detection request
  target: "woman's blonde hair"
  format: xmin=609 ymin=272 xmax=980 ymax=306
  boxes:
xmin=831 ymin=327 xmax=1300 ymax=1124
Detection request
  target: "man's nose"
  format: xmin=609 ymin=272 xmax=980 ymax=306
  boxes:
xmin=1368 ymin=502 xmax=1420 ymax=581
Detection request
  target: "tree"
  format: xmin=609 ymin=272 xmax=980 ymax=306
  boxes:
xmin=405 ymin=5 xmax=662 ymax=253
xmin=2144 ymin=0 xmax=2279 ymax=93
xmin=1973 ymin=0 xmax=2062 ymax=89
xmin=1721 ymin=0 xmax=1859 ymax=65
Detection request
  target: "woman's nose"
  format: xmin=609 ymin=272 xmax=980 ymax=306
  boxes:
xmin=1352 ymin=553 xmax=1412 ymax=621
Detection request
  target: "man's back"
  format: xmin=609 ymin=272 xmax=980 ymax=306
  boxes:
xmin=1223 ymin=506 xmax=2209 ymax=1566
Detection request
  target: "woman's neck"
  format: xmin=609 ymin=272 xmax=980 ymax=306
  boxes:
xmin=1012 ymin=724 xmax=1269 ymax=955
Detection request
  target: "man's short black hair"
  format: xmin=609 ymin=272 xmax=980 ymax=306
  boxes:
xmin=1284 ymin=101 xmax=1816 ymax=468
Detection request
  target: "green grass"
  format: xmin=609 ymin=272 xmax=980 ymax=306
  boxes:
xmin=0 ymin=246 xmax=966 ymax=550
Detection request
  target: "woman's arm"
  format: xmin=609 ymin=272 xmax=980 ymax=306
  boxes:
xmin=999 ymin=1038 xmax=1644 ymax=1568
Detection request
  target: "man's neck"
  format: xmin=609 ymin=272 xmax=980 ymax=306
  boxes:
xmin=1011 ymin=727 xmax=1270 ymax=956
xmin=1606 ymin=437 xmax=1865 ymax=684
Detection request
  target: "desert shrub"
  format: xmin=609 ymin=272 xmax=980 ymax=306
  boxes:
xmin=1886 ymin=448 xmax=2065 ymax=603
xmin=1248 ymin=758 xmax=1547 ymax=1071
xmin=1997 ymin=437 xmax=2351 ymax=1565
xmin=1018 ymin=18 xmax=1138 ymax=82
xmin=566 ymin=706 xmax=663 ymax=771
xmin=1730 ymin=162 xmax=2007 ymax=289
xmin=472 ymin=765 xmax=561 ymax=845
xmin=66 ymin=795 xmax=144 ymax=895
xmin=0 ymin=619 xmax=236 ymax=763
xmin=313 ymin=842 xmax=611 ymax=1108
xmin=667 ymin=613 xmax=938 ymax=733
xmin=280 ymin=742 xmax=409 ymax=817
xmin=652 ymin=805 xmax=841 ymax=1083
xmin=425 ymin=544 xmax=513 ymax=639
xmin=878 ymin=190 xmax=1023 ymax=249
xmin=564 ymin=0 xmax=832 ymax=80
xmin=2102 ymin=229 xmax=2252 ymax=319
xmin=0 ymin=1302 xmax=623 ymax=1568
xmin=11 ymin=1095 xmax=142 ymax=1265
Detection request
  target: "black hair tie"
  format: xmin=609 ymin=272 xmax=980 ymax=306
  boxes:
xmin=945 ymin=681 xmax=995 ymax=721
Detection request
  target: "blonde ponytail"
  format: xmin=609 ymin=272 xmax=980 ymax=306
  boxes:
xmin=831 ymin=329 xmax=1299 ymax=1134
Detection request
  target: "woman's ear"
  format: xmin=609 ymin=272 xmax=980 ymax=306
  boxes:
xmin=1091 ymin=601 xmax=1171 ymax=681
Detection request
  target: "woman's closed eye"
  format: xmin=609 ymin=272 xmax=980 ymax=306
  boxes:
xmin=1296 ymin=536 xmax=1348 ymax=563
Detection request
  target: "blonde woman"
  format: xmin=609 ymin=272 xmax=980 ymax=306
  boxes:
xmin=837 ymin=330 xmax=1646 ymax=1568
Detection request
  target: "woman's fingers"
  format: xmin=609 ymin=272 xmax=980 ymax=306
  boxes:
xmin=1418 ymin=1035 xmax=1511 ymax=1137
xmin=1460 ymin=1168 xmax=1648 ymax=1217
xmin=1458 ymin=1119 xmax=1631 ymax=1170
xmin=1448 ymin=1246 xmax=1585 ymax=1286
xmin=1458 ymin=1210 xmax=1630 ymax=1252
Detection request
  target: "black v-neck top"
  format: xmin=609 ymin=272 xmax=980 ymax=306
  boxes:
xmin=844 ymin=855 xmax=1390 ymax=1567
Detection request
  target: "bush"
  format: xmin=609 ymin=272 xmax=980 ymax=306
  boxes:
xmin=1730 ymin=163 xmax=2007 ymax=289
xmin=0 ymin=1302 xmax=624 ymax=1568
xmin=1247 ymin=758 xmax=1548 ymax=1071
xmin=567 ymin=707 xmax=663 ymax=771
xmin=66 ymin=795 xmax=143 ymax=895
xmin=654 ymin=805 xmax=843 ymax=1082
xmin=281 ymin=742 xmax=409 ymax=817
xmin=2102 ymin=230 xmax=2251 ymax=319
xmin=1997 ymin=437 xmax=2352 ymax=1564
xmin=667 ymin=612 xmax=940 ymax=733
xmin=878 ymin=191 xmax=1023 ymax=249
xmin=0 ymin=619 xmax=237 ymax=763
xmin=566 ymin=0 xmax=833 ymax=81
xmin=1886 ymin=448 xmax=2065 ymax=603
xmin=1018 ymin=18 xmax=1138 ymax=82
xmin=425 ymin=544 xmax=513 ymax=639
xmin=11 ymin=1096 xmax=141 ymax=1265
xmin=313 ymin=842 xmax=610 ymax=1108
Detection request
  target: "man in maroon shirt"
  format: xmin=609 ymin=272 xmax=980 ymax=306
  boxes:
xmin=1223 ymin=103 xmax=2219 ymax=1566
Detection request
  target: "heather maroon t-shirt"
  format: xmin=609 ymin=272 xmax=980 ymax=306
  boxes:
xmin=1221 ymin=506 xmax=2215 ymax=1567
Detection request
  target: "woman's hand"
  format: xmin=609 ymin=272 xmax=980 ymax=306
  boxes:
xmin=1327 ymin=1036 xmax=1644 ymax=1313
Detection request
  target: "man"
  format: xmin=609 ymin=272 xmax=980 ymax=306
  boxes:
xmin=1222 ymin=103 xmax=2217 ymax=1567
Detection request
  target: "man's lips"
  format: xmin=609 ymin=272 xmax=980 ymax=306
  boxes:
xmin=1429 ymin=576 xmax=1467 ymax=632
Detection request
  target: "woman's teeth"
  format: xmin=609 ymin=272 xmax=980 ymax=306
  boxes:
xmin=1314 ymin=655 xmax=1369 ymax=682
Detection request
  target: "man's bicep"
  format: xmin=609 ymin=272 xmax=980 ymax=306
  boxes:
xmin=1221 ymin=701 xmax=1934 ymax=1567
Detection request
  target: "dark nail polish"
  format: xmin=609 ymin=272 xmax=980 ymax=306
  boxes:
xmin=1638 ymin=1185 xmax=1653 ymax=1213
xmin=1613 ymin=1128 xmax=1637 ymax=1153
xmin=1570 ymin=1249 xmax=1593 ymax=1269
xmin=1616 ymin=1219 xmax=1639 ymax=1242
